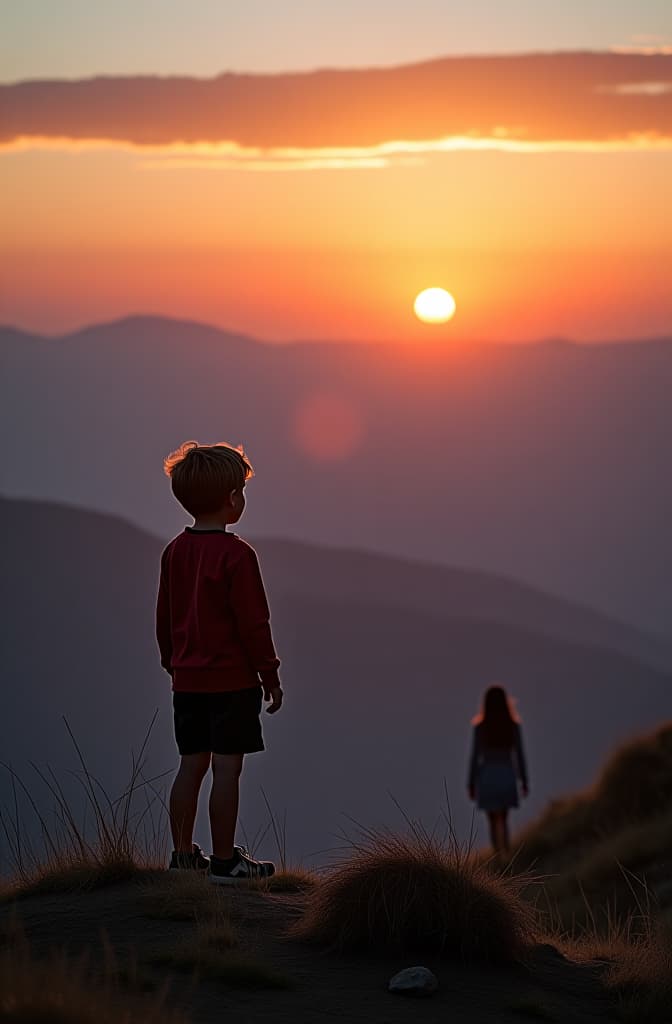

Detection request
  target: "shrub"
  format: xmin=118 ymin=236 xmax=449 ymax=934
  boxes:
xmin=293 ymin=823 xmax=534 ymax=962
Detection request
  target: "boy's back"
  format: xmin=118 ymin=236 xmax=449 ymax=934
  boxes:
xmin=157 ymin=528 xmax=280 ymax=693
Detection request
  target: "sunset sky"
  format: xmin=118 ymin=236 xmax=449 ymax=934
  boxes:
xmin=1 ymin=1 xmax=671 ymax=342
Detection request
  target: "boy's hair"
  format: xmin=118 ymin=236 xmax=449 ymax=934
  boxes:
xmin=164 ymin=440 xmax=254 ymax=517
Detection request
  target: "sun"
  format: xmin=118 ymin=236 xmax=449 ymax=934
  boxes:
xmin=414 ymin=287 xmax=457 ymax=324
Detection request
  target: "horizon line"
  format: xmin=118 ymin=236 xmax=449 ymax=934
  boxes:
xmin=1 ymin=312 xmax=671 ymax=350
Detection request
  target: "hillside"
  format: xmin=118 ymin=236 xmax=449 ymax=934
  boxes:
xmin=512 ymin=722 xmax=672 ymax=927
xmin=1 ymin=316 xmax=671 ymax=631
xmin=2 ymin=496 xmax=671 ymax=869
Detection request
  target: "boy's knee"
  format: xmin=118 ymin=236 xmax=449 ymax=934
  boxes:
xmin=178 ymin=752 xmax=211 ymax=779
xmin=211 ymin=753 xmax=244 ymax=778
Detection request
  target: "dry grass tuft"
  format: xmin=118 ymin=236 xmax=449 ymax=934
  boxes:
xmin=140 ymin=878 xmax=271 ymax=985
xmin=0 ymin=935 xmax=185 ymax=1024
xmin=1 ymin=716 xmax=169 ymax=903
xmin=604 ymin=938 xmax=672 ymax=1022
xmin=147 ymin=912 xmax=290 ymax=989
xmin=554 ymin=879 xmax=672 ymax=1024
xmin=191 ymin=918 xmax=238 ymax=951
xmin=566 ymin=937 xmax=672 ymax=1024
xmin=293 ymin=822 xmax=535 ymax=962
xmin=1 ymin=858 xmax=156 ymax=903
xmin=151 ymin=947 xmax=292 ymax=989
xmin=138 ymin=870 xmax=219 ymax=922
xmin=253 ymin=868 xmax=317 ymax=893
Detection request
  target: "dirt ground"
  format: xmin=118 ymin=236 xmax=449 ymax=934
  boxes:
xmin=0 ymin=875 xmax=613 ymax=1024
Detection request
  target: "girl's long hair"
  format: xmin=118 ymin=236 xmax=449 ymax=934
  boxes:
xmin=472 ymin=685 xmax=520 ymax=750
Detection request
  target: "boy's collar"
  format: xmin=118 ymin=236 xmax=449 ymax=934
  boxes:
xmin=185 ymin=526 xmax=228 ymax=534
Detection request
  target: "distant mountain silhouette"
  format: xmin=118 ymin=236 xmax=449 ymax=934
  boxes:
xmin=2 ymin=497 xmax=671 ymax=867
xmin=1 ymin=316 xmax=670 ymax=631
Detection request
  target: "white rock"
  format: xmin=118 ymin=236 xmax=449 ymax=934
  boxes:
xmin=388 ymin=966 xmax=439 ymax=996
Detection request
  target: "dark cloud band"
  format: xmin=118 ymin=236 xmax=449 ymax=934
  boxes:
xmin=1 ymin=53 xmax=671 ymax=148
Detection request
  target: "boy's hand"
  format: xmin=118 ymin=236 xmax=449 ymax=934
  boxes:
xmin=264 ymin=685 xmax=283 ymax=714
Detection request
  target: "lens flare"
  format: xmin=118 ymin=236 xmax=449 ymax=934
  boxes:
xmin=291 ymin=393 xmax=363 ymax=461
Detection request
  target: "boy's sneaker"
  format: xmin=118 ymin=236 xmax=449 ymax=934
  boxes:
xmin=169 ymin=843 xmax=210 ymax=871
xmin=209 ymin=847 xmax=276 ymax=885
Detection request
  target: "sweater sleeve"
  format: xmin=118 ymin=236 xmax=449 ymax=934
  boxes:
xmin=229 ymin=545 xmax=281 ymax=682
xmin=514 ymin=724 xmax=528 ymax=787
xmin=156 ymin=548 xmax=173 ymax=674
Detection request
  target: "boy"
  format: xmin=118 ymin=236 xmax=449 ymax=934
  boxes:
xmin=156 ymin=440 xmax=283 ymax=883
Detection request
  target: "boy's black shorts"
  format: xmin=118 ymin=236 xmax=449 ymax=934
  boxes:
xmin=173 ymin=687 xmax=264 ymax=756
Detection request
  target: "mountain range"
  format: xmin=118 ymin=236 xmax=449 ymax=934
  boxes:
xmin=1 ymin=316 xmax=670 ymax=632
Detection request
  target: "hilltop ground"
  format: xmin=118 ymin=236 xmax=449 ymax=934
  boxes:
xmin=1 ymin=871 xmax=611 ymax=1024
xmin=2 ymin=724 xmax=671 ymax=1024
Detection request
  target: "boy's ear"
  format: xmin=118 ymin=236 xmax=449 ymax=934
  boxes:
xmin=228 ymin=489 xmax=239 ymax=505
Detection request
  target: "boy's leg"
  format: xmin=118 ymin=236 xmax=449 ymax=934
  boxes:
xmin=169 ymin=752 xmax=211 ymax=852
xmin=209 ymin=753 xmax=244 ymax=860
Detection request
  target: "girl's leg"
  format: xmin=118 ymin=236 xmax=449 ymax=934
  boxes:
xmin=487 ymin=811 xmax=509 ymax=852
xmin=209 ymin=753 xmax=244 ymax=860
xmin=502 ymin=811 xmax=510 ymax=852
xmin=169 ymin=752 xmax=211 ymax=852
xmin=487 ymin=811 xmax=500 ymax=851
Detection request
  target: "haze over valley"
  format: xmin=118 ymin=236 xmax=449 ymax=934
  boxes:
xmin=2 ymin=495 xmax=670 ymax=866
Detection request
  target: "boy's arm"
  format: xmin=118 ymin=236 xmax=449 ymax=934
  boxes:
xmin=156 ymin=550 xmax=173 ymax=674
xmin=229 ymin=546 xmax=282 ymax=710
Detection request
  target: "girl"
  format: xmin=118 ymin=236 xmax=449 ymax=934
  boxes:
xmin=468 ymin=685 xmax=528 ymax=853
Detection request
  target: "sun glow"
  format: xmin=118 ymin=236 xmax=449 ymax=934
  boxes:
xmin=414 ymin=288 xmax=457 ymax=324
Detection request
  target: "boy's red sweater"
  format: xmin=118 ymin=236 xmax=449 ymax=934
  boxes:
xmin=156 ymin=528 xmax=280 ymax=693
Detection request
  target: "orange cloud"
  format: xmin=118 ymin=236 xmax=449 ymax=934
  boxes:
xmin=1 ymin=53 xmax=671 ymax=153
xmin=3 ymin=132 xmax=672 ymax=173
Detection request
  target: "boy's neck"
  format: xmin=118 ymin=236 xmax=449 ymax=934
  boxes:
xmin=190 ymin=516 xmax=227 ymax=531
